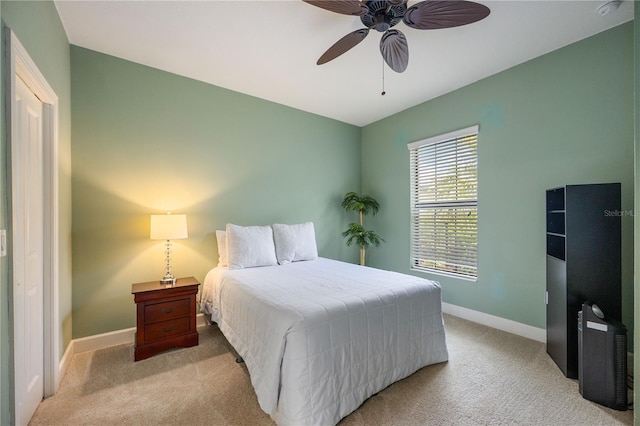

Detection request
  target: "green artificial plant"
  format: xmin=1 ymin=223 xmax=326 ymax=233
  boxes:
xmin=341 ymin=192 xmax=384 ymax=266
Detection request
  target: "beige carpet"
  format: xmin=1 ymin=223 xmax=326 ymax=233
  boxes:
xmin=30 ymin=315 xmax=633 ymax=425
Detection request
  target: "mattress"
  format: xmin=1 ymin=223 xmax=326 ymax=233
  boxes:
xmin=202 ymin=257 xmax=448 ymax=425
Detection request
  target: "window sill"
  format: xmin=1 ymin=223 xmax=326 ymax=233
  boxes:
xmin=410 ymin=267 xmax=478 ymax=283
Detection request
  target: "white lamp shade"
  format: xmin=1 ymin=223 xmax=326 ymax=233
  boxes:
xmin=150 ymin=214 xmax=188 ymax=240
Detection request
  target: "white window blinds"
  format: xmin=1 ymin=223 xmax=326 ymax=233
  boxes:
xmin=408 ymin=126 xmax=478 ymax=279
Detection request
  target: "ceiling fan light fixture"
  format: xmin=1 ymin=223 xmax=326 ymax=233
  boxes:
xmin=361 ymin=1 xmax=406 ymax=31
xmin=596 ymin=0 xmax=622 ymax=16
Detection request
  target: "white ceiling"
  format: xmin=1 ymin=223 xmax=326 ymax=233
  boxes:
xmin=54 ymin=0 xmax=633 ymax=127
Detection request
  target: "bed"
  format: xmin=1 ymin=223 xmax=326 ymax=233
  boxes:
xmin=202 ymin=223 xmax=448 ymax=425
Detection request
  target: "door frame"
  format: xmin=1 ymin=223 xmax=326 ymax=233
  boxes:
xmin=5 ymin=27 xmax=60 ymax=418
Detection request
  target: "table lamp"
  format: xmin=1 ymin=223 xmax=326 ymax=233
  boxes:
xmin=150 ymin=212 xmax=188 ymax=285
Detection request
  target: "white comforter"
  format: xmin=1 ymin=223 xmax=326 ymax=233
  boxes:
xmin=202 ymin=257 xmax=448 ymax=425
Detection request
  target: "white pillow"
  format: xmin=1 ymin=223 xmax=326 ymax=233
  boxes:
xmin=215 ymin=230 xmax=228 ymax=267
xmin=225 ymin=223 xmax=278 ymax=270
xmin=272 ymin=222 xmax=318 ymax=265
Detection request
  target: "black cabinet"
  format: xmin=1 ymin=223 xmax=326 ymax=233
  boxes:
xmin=546 ymin=184 xmax=621 ymax=379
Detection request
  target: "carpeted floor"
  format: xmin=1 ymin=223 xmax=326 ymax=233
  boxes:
xmin=29 ymin=314 xmax=633 ymax=425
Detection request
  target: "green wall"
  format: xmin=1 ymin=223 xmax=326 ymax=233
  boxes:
xmin=0 ymin=3 xmax=4 ymax=423
xmin=361 ymin=23 xmax=635 ymax=343
xmin=70 ymin=46 xmax=361 ymax=338
xmin=633 ymin=3 xmax=638 ymax=424
xmin=0 ymin=1 xmax=72 ymax=424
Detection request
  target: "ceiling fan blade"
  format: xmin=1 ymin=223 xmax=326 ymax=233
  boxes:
xmin=380 ymin=29 xmax=408 ymax=73
xmin=303 ymin=0 xmax=368 ymax=16
xmin=403 ymin=0 xmax=490 ymax=30
xmin=317 ymin=28 xmax=370 ymax=65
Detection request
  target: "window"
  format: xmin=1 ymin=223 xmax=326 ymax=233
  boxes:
xmin=408 ymin=126 xmax=478 ymax=280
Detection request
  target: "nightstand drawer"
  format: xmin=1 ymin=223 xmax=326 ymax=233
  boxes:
xmin=144 ymin=316 xmax=191 ymax=342
xmin=145 ymin=298 xmax=190 ymax=323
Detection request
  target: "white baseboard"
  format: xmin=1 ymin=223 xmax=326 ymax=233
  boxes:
xmin=64 ymin=313 xmax=209 ymax=355
xmin=442 ymin=302 xmax=546 ymax=343
xmin=56 ymin=339 xmax=75 ymax=392
xmin=197 ymin=312 xmax=209 ymax=328
xmin=73 ymin=327 xmax=137 ymax=354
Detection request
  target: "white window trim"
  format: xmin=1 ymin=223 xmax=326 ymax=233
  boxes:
xmin=407 ymin=125 xmax=479 ymax=150
xmin=408 ymin=125 xmax=479 ymax=281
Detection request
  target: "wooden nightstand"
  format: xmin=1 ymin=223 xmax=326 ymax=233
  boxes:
xmin=131 ymin=276 xmax=200 ymax=361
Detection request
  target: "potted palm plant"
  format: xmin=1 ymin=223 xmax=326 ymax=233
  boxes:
xmin=341 ymin=191 xmax=384 ymax=266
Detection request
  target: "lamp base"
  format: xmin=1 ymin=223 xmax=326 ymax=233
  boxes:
xmin=160 ymin=276 xmax=176 ymax=285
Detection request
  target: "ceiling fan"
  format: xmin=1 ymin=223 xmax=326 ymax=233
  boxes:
xmin=303 ymin=0 xmax=490 ymax=73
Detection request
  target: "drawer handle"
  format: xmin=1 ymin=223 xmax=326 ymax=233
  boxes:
xmin=161 ymin=307 xmax=176 ymax=314
xmin=162 ymin=325 xmax=175 ymax=333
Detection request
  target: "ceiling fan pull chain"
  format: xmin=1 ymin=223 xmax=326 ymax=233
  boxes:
xmin=381 ymin=58 xmax=386 ymax=96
